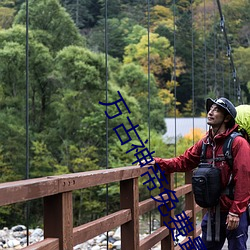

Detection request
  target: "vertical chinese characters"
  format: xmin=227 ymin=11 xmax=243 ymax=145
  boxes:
xmin=99 ymin=90 xmax=206 ymax=250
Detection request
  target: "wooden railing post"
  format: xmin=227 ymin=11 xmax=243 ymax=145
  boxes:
xmin=44 ymin=192 xmax=73 ymax=250
xmin=120 ymin=178 xmax=139 ymax=250
xmin=161 ymin=173 xmax=175 ymax=250
xmin=185 ymin=171 xmax=197 ymax=238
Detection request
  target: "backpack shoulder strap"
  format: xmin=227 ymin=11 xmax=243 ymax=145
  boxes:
xmin=200 ymin=141 xmax=208 ymax=162
xmin=223 ymin=132 xmax=242 ymax=169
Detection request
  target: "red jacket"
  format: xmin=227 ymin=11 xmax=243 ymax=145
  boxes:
xmin=154 ymin=124 xmax=250 ymax=216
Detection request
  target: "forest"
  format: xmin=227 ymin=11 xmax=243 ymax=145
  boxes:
xmin=0 ymin=0 xmax=249 ymax=227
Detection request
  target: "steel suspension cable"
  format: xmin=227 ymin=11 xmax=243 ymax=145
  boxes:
xmin=191 ymin=0 xmax=195 ymax=144
xmin=203 ymin=0 xmax=207 ymax=98
xmin=218 ymin=35 xmax=225 ymax=96
xmin=104 ymin=0 xmax=109 ymax=247
xmin=76 ymin=0 xmax=79 ymax=27
xmin=216 ymin=0 xmax=242 ymax=104
xmin=213 ymin=0 xmax=217 ymax=94
xmin=228 ymin=64 xmax=231 ymax=99
xmin=147 ymin=0 xmax=152 ymax=234
xmin=25 ymin=0 xmax=30 ymax=245
xmin=172 ymin=0 xmax=177 ymax=188
xmin=147 ymin=0 xmax=151 ymax=168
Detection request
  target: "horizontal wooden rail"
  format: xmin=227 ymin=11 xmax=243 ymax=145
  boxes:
xmin=140 ymin=226 xmax=169 ymax=250
xmin=73 ymin=209 xmax=131 ymax=245
xmin=0 ymin=166 xmax=150 ymax=206
xmin=23 ymin=238 xmax=59 ymax=250
xmin=0 ymin=165 xmax=203 ymax=250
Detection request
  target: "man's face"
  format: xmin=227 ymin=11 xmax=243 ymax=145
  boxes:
xmin=207 ymin=104 xmax=226 ymax=127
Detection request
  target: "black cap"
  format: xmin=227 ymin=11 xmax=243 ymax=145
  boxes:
xmin=206 ymin=97 xmax=237 ymax=119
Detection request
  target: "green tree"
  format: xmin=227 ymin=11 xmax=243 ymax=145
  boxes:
xmin=61 ymin=0 xmax=101 ymax=28
xmin=116 ymin=63 xmax=165 ymax=132
xmin=124 ymin=32 xmax=185 ymax=88
xmin=14 ymin=0 xmax=84 ymax=52
xmin=0 ymin=24 xmax=56 ymax=132
xmin=0 ymin=39 xmax=27 ymax=180
xmin=86 ymin=17 xmax=139 ymax=60
xmin=0 ymin=6 xmax=15 ymax=29
xmin=0 ymin=112 xmax=26 ymax=180
xmin=30 ymin=141 xmax=57 ymax=177
xmin=51 ymin=46 xmax=140 ymax=167
xmin=149 ymin=5 xmax=174 ymax=32
xmin=234 ymin=46 xmax=250 ymax=102
xmin=98 ymin=0 xmax=146 ymax=21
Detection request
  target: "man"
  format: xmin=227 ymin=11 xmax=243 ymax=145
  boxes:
xmin=145 ymin=98 xmax=250 ymax=250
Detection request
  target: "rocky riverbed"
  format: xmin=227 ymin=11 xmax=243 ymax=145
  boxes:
xmin=0 ymin=225 xmax=43 ymax=249
xmin=0 ymin=225 xmax=165 ymax=250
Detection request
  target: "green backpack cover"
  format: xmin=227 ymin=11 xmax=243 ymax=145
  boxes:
xmin=235 ymin=105 xmax=250 ymax=141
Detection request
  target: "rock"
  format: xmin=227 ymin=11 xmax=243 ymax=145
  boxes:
xmin=92 ymin=245 xmax=101 ymax=250
xmin=11 ymin=226 xmax=26 ymax=232
xmin=107 ymin=231 xmax=114 ymax=237
xmin=73 ymin=242 xmax=87 ymax=249
xmin=113 ymin=227 xmax=120 ymax=240
xmin=20 ymin=237 xmax=27 ymax=245
xmin=113 ymin=240 xmax=121 ymax=249
xmin=12 ymin=231 xmax=25 ymax=238
xmin=87 ymin=238 xmax=94 ymax=245
xmin=108 ymin=236 xmax=116 ymax=243
xmin=95 ymin=234 xmax=106 ymax=243
xmin=100 ymin=240 xmax=108 ymax=246
xmin=30 ymin=228 xmax=43 ymax=238
xmin=0 ymin=230 xmax=7 ymax=238
xmin=7 ymin=239 xmax=20 ymax=247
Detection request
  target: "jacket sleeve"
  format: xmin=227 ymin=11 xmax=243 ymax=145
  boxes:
xmin=154 ymin=139 xmax=203 ymax=173
xmin=229 ymin=136 xmax=250 ymax=215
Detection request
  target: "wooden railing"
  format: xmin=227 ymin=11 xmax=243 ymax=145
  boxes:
xmin=0 ymin=165 xmax=204 ymax=250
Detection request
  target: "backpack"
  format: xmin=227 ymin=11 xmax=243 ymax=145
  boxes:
xmin=192 ymin=131 xmax=241 ymax=208
xmin=192 ymin=162 xmax=221 ymax=208
xmin=235 ymin=105 xmax=250 ymax=142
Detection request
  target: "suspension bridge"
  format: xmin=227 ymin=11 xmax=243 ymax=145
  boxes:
xmin=0 ymin=0 xmax=249 ymax=249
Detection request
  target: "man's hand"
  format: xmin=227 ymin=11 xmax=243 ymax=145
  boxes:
xmin=226 ymin=213 xmax=240 ymax=230
xmin=137 ymin=160 xmax=155 ymax=166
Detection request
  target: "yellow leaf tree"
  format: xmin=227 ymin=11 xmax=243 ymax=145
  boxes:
xmin=124 ymin=31 xmax=185 ymax=116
